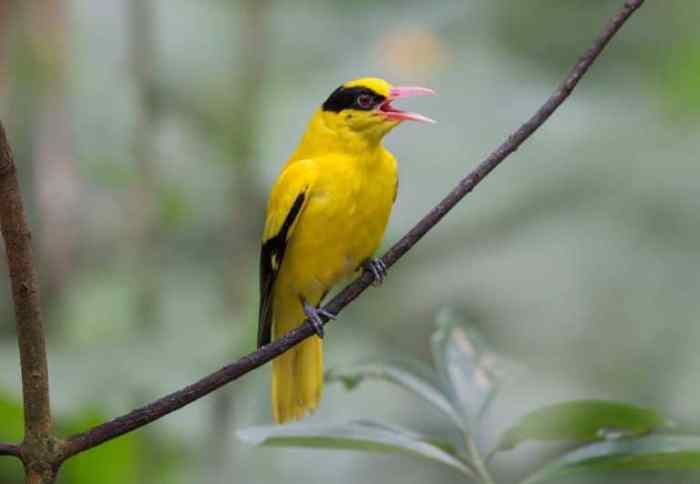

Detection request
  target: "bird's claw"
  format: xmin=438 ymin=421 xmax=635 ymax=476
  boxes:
xmin=363 ymin=258 xmax=388 ymax=286
xmin=303 ymin=301 xmax=335 ymax=339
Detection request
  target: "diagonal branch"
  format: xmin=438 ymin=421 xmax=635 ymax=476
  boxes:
xmin=60 ymin=0 xmax=645 ymax=461
xmin=0 ymin=125 xmax=53 ymax=441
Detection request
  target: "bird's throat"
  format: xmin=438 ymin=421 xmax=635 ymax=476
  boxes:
xmin=288 ymin=109 xmax=390 ymax=162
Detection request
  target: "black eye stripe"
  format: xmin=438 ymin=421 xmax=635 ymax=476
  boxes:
xmin=322 ymin=86 xmax=385 ymax=112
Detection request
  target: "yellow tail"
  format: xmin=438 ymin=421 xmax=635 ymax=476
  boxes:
xmin=271 ymin=291 xmax=324 ymax=424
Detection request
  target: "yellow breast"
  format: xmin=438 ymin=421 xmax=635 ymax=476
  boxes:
xmin=278 ymin=148 xmax=397 ymax=297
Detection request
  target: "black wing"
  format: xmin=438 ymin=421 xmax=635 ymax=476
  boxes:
xmin=257 ymin=192 xmax=306 ymax=347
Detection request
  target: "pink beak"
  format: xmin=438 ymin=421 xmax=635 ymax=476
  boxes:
xmin=380 ymin=86 xmax=436 ymax=124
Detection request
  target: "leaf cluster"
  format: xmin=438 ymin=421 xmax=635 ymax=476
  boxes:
xmin=239 ymin=314 xmax=698 ymax=483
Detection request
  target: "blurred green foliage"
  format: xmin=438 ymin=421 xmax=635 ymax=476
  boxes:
xmin=60 ymin=411 xmax=140 ymax=484
xmin=0 ymin=394 xmax=182 ymax=484
xmin=662 ymin=38 xmax=700 ymax=119
xmin=0 ymin=394 xmax=23 ymax=483
xmin=241 ymin=318 xmax=699 ymax=483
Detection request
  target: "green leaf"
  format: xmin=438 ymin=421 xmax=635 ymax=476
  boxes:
xmin=0 ymin=392 xmax=23 ymax=442
xmin=521 ymin=435 xmax=700 ymax=484
xmin=326 ymin=361 xmax=461 ymax=427
xmin=661 ymin=37 xmax=700 ymax=119
xmin=159 ymin=185 xmax=191 ymax=229
xmin=496 ymin=400 xmax=669 ymax=452
xmin=0 ymin=392 xmax=23 ymax=481
xmin=431 ymin=309 xmax=501 ymax=430
xmin=238 ymin=420 xmax=474 ymax=478
xmin=60 ymin=410 xmax=140 ymax=484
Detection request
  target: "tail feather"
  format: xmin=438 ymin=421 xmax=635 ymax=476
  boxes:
xmin=299 ymin=336 xmax=323 ymax=407
xmin=272 ymin=336 xmax=323 ymax=423
xmin=271 ymin=290 xmax=324 ymax=424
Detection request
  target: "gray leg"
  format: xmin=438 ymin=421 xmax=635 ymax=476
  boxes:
xmin=303 ymin=300 xmax=336 ymax=338
xmin=362 ymin=258 xmax=388 ymax=286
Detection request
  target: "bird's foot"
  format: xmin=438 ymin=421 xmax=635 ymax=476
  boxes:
xmin=303 ymin=301 xmax=336 ymax=339
xmin=362 ymin=258 xmax=388 ymax=286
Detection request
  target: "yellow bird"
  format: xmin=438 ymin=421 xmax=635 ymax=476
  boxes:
xmin=258 ymin=77 xmax=434 ymax=423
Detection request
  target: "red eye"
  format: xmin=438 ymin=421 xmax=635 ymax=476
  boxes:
xmin=356 ymin=94 xmax=374 ymax=109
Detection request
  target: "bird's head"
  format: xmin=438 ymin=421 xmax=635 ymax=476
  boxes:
xmin=319 ymin=77 xmax=435 ymax=145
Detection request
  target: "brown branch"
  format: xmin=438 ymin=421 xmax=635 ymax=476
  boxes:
xmin=0 ymin=123 xmax=59 ymax=483
xmin=60 ymin=0 xmax=646 ymax=461
xmin=0 ymin=443 xmax=21 ymax=458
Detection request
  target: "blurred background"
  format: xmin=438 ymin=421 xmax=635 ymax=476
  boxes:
xmin=0 ymin=0 xmax=698 ymax=483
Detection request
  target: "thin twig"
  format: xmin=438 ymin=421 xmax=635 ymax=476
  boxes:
xmin=61 ymin=0 xmax=645 ymax=461
xmin=0 ymin=443 xmax=21 ymax=458
xmin=0 ymin=125 xmax=53 ymax=443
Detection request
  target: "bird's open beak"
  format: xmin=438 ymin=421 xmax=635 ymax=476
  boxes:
xmin=379 ymin=86 xmax=436 ymax=124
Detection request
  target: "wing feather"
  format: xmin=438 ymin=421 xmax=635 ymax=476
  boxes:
xmin=257 ymin=161 xmax=317 ymax=347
